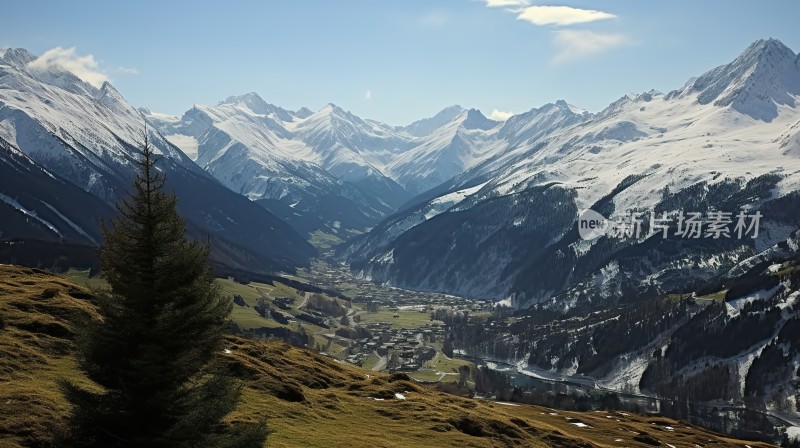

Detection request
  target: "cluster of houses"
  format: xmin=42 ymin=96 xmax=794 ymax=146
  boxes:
xmin=304 ymin=261 xmax=480 ymax=311
xmin=344 ymin=322 xmax=446 ymax=371
xmin=303 ymin=260 xmax=501 ymax=373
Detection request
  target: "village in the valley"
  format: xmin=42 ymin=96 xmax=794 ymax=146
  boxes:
xmin=291 ymin=260 xmax=496 ymax=381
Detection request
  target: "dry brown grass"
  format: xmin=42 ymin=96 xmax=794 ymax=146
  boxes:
xmin=0 ymin=264 xmax=777 ymax=447
xmin=0 ymin=265 xmax=99 ymax=447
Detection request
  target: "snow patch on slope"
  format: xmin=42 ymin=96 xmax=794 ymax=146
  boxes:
xmin=0 ymin=193 xmax=61 ymax=237
xmin=428 ymin=182 xmax=488 ymax=212
xmin=725 ymin=285 xmax=782 ymax=317
xmin=165 ymin=134 xmax=199 ymax=160
xmin=40 ymin=201 xmax=96 ymax=244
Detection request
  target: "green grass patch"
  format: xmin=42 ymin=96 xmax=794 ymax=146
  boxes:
xmin=281 ymin=274 xmax=310 ymax=284
xmin=356 ymin=310 xmax=435 ymax=329
xmin=312 ymin=336 xmax=347 ymax=358
xmin=269 ymin=282 xmax=304 ymax=302
xmin=695 ymin=290 xmax=727 ymax=302
xmin=408 ymin=370 xmax=443 ymax=382
xmin=434 ymin=356 xmax=473 ymax=374
xmin=61 ymin=269 xmax=109 ymax=291
xmin=360 ymin=354 xmax=380 ymax=370
xmin=308 ymin=230 xmax=344 ymax=250
xmin=216 ymin=278 xmax=264 ymax=305
xmin=230 ymin=306 xmax=284 ymax=330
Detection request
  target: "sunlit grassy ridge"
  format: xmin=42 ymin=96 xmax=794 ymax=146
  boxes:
xmin=0 ymin=265 xmax=777 ymax=448
xmin=0 ymin=265 xmax=100 ymax=447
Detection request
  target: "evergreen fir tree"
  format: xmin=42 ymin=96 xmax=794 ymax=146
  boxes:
xmin=63 ymin=131 xmax=267 ymax=448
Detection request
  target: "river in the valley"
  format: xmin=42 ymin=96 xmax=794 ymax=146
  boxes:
xmin=457 ymin=353 xmax=796 ymax=445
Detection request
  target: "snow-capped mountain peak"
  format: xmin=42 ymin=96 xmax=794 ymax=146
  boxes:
xmin=553 ymin=99 xmax=588 ymax=115
xmin=0 ymin=48 xmax=37 ymax=68
xmin=686 ymin=37 xmax=800 ymax=121
xmin=293 ymin=106 xmax=314 ymax=119
xmin=497 ymin=99 xmax=590 ymax=143
xmin=96 ymin=81 xmax=128 ymax=109
xmin=461 ymin=108 xmax=498 ymax=131
xmin=294 ymin=103 xmax=370 ymax=144
xmin=313 ymin=102 xmax=354 ymax=122
xmin=402 ymin=105 xmax=466 ymax=137
xmin=218 ymin=92 xmax=296 ymax=122
xmin=220 ymin=91 xmax=269 ymax=110
xmin=1 ymin=48 xmax=100 ymax=99
xmin=739 ymin=37 xmax=796 ymax=64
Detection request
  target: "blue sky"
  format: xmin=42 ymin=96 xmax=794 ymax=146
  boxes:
xmin=3 ymin=1 xmax=800 ymax=124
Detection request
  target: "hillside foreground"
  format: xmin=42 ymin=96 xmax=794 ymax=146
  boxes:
xmin=0 ymin=264 xmax=776 ymax=448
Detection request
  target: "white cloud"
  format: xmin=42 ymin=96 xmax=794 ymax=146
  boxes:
xmin=364 ymin=89 xmax=372 ymax=100
xmin=27 ymin=47 xmax=109 ymax=87
xmin=517 ymin=6 xmax=616 ymax=26
xmin=114 ymin=66 xmax=139 ymax=75
xmin=484 ymin=0 xmax=529 ymax=7
xmin=551 ymin=29 xmax=629 ymax=64
xmin=478 ymin=1 xmax=627 ymax=62
xmin=490 ymin=109 xmax=513 ymax=121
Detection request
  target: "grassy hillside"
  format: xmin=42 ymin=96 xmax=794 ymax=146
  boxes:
xmin=0 ymin=264 xmax=777 ymax=448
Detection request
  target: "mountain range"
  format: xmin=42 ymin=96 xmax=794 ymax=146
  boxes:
xmin=1 ymin=39 xmax=799 ymax=299
xmin=142 ymin=93 xmax=515 ymax=239
xmin=3 ymin=37 xmax=800 ymax=441
xmin=0 ymin=48 xmax=315 ymax=273
xmin=341 ymin=38 xmax=800 ymax=309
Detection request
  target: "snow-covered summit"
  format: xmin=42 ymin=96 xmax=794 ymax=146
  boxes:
xmin=1 ymin=48 xmax=101 ymax=99
xmin=498 ymin=99 xmax=590 ymax=143
xmin=386 ymin=106 xmax=504 ymax=194
xmin=219 ymin=92 xmax=296 ymax=122
xmin=293 ymin=106 xmax=314 ymax=119
xmin=294 ymin=102 xmax=375 ymax=144
xmin=461 ymin=108 xmax=499 ymax=131
xmin=402 ymin=105 xmax=466 ymax=137
xmin=0 ymin=47 xmax=192 ymax=197
xmin=684 ymin=38 xmax=800 ymax=121
xmin=1 ymin=48 xmax=37 ymax=68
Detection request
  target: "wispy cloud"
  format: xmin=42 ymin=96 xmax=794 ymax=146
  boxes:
xmin=517 ymin=6 xmax=616 ymax=26
xmin=114 ymin=66 xmax=139 ymax=75
xmin=364 ymin=89 xmax=372 ymax=100
xmin=479 ymin=1 xmax=627 ymax=63
xmin=28 ymin=47 xmax=109 ymax=87
xmin=490 ymin=109 xmax=513 ymax=121
xmin=551 ymin=29 xmax=630 ymax=64
xmin=484 ymin=0 xmax=529 ymax=8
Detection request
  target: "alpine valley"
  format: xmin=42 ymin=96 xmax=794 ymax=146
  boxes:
xmin=3 ymin=38 xmax=800 ymax=443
